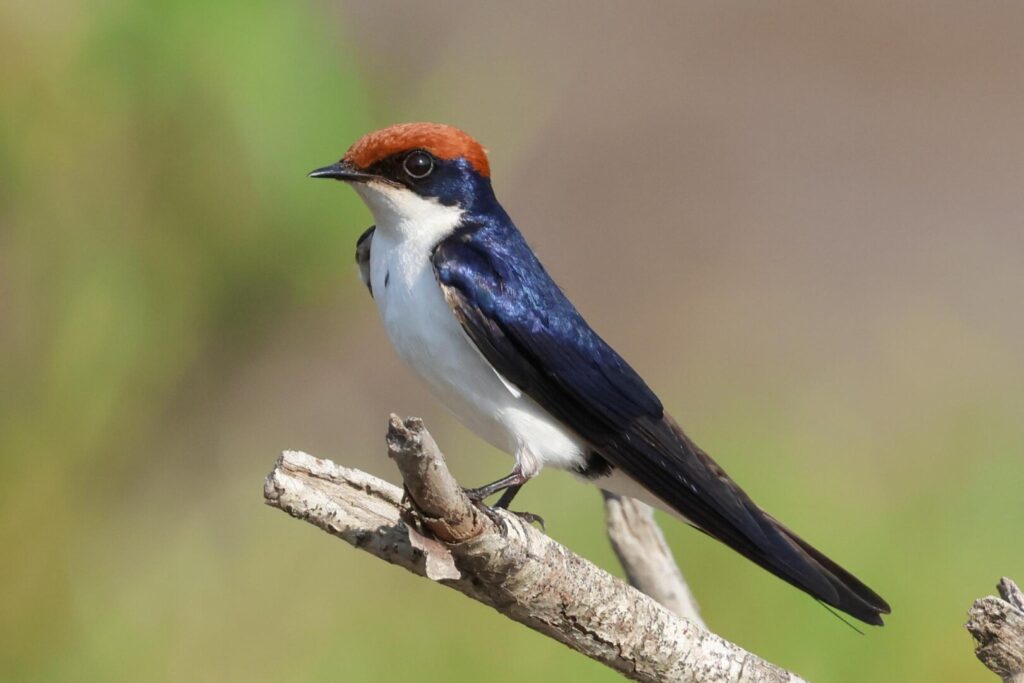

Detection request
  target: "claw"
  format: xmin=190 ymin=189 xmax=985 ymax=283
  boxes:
xmin=511 ymin=510 xmax=545 ymax=531
xmin=462 ymin=485 xmax=491 ymax=503
xmin=398 ymin=485 xmax=424 ymax=531
xmin=469 ymin=499 xmax=546 ymax=535
xmin=462 ymin=470 xmax=527 ymax=505
xmin=471 ymin=499 xmax=509 ymax=536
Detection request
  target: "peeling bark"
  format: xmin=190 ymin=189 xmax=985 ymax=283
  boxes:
xmin=967 ymin=578 xmax=1024 ymax=683
xmin=264 ymin=415 xmax=805 ymax=682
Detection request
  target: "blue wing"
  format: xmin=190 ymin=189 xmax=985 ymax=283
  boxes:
xmin=434 ymin=227 xmax=662 ymax=434
xmin=355 ymin=225 xmax=375 ymax=296
xmin=432 ymin=219 xmax=890 ymax=625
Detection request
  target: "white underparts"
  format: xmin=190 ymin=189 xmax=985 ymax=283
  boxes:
xmin=353 ymin=180 xmax=588 ymax=481
xmin=587 ymin=467 xmax=694 ymax=524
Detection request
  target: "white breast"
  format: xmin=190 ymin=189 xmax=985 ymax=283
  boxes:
xmin=356 ymin=181 xmax=586 ymax=477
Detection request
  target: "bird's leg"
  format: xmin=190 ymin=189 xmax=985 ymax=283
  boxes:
xmin=462 ymin=469 xmax=527 ymax=503
xmin=493 ymin=484 xmax=522 ymax=509
xmin=463 ymin=470 xmax=544 ymax=533
xmin=493 ymin=483 xmax=544 ymax=529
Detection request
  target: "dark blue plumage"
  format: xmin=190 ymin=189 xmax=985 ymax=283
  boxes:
xmin=314 ymin=122 xmax=890 ymax=626
xmin=433 ymin=207 xmax=890 ymax=626
xmin=434 ymin=212 xmax=663 ymax=428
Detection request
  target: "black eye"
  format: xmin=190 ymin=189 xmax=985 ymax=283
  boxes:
xmin=403 ymin=150 xmax=434 ymax=179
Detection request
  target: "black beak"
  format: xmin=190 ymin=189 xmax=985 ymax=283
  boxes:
xmin=308 ymin=160 xmax=375 ymax=182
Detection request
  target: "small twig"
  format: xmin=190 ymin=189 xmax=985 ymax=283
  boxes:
xmin=386 ymin=415 xmax=487 ymax=543
xmin=265 ymin=414 xmax=806 ymax=683
xmin=603 ymin=492 xmax=705 ymax=628
xmin=967 ymin=577 xmax=1024 ymax=682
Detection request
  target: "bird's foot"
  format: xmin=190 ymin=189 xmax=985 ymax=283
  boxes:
xmin=468 ymin=499 xmax=545 ymax=536
xmin=462 ymin=473 xmax=540 ymax=534
xmin=462 ymin=470 xmax=527 ymax=504
xmin=470 ymin=499 xmax=510 ymax=536
xmin=508 ymin=510 xmax=545 ymax=532
xmin=462 ymin=485 xmax=496 ymax=503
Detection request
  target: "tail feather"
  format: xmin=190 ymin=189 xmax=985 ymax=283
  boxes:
xmin=704 ymin=507 xmax=891 ymax=625
xmin=661 ymin=421 xmax=892 ymax=626
xmin=688 ymin=512 xmax=890 ymax=625
xmin=592 ymin=415 xmax=891 ymax=625
xmin=768 ymin=514 xmax=892 ymax=625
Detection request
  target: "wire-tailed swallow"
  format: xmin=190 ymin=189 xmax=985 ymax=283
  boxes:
xmin=310 ymin=122 xmax=891 ymax=625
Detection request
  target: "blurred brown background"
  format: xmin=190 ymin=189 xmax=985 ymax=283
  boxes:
xmin=2 ymin=2 xmax=1022 ymax=681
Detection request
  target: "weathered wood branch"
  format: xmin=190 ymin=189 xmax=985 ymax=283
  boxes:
xmin=264 ymin=414 xmax=805 ymax=682
xmin=603 ymin=492 xmax=705 ymax=628
xmin=967 ymin=578 xmax=1024 ymax=682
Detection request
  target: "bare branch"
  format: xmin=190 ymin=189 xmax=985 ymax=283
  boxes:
xmin=967 ymin=578 xmax=1024 ymax=683
xmin=264 ymin=415 xmax=806 ymax=683
xmin=603 ymin=492 xmax=705 ymax=628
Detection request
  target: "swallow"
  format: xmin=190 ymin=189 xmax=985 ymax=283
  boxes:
xmin=310 ymin=122 xmax=890 ymax=625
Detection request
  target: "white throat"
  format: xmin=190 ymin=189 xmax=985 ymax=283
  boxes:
xmin=352 ymin=177 xmax=589 ymax=481
xmin=353 ymin=180 xmax=463 ymax=247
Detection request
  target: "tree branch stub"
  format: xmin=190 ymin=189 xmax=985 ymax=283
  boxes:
xmin=264 ymin=415 xmax=806 ymax=683
xmin=603 ymin=492 xmax=705 ymax=628
xmin=967 ymin=578 xmax=1024 ymax=683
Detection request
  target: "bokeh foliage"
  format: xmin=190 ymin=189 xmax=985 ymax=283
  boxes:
xmin=1 ymin=2 xmax=371 ymax=678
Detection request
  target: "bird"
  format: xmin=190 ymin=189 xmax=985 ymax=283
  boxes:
xmin=310 ymin=122 xmax=891 ymax=626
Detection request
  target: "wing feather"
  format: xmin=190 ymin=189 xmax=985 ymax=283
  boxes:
xmin=431 ymin=223 xmax=890 ymax=624
xmin=355 ymin=225 xmax=375 ymax=296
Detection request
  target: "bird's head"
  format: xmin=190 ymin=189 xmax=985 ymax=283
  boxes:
xmin=310 ymin=123 xmax=497 ymax=231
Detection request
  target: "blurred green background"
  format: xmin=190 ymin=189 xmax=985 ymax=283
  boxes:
xmin=3 ymin=2 xmax=1022 ymax=681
